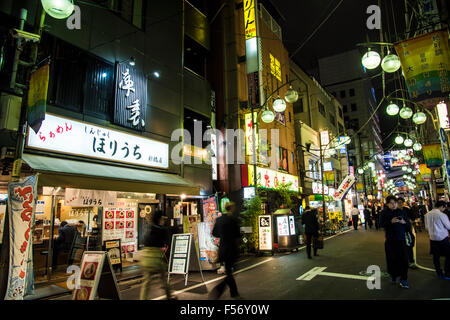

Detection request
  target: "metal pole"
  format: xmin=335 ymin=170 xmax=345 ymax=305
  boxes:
xmin=320 ymin=136 xmax=326 ymax=232
xmin=47 ymin=194 xmax=56 ymax=280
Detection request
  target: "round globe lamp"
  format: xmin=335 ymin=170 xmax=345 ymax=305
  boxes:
xmin=261 ymin=109 xmax=275 ymax=123
xmin=361 ymin=49 xmax=381 ymax=69
xmin=284 ymin=86 xmax=299 ymax=103
xmin=399 ymin=106 xmax=413 ymax=119
xmin=386 ymin=102 xmax=399 ymax=116
xmin=413 ymin=143 xmax=422 ymax=151
xmin=404 ymin=138 xmax=413 ymax=147
xmin=272 ymin=97 xmax=287 ymax=113
xmin=381 ymin=53 xmax=401 ymax=73
xmin=395 ymin=135 xmax=404 ymax=145
xmin=41 ymin=0 xmax=74 ymax=19
xmin=412 ymin=112 xmax=427 ymax=124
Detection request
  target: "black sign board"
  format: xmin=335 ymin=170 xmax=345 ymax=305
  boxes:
xmin=103 ymin=239 xmax=123 ymax=272
xmin=168 ymin=233 xmax=204 ymax=286
xmin=114 ymin=62 xmax=147 ymax=131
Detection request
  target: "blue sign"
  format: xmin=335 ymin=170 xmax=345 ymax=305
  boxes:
xmin=440 ymin=128 xmax=447 ymax=143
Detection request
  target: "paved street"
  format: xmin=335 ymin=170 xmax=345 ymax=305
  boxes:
xmin=76 ymin=227 xmax=449 ymax=301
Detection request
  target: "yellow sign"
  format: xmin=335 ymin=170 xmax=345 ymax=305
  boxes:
xmin=270 ymin=53 xmax=281 ymax=81
xmin=248 ymin=165 xmax=299 ymax=192
xmin=394 ymin=29 xmax=450 ymax=108
xmin=183 ymin=144 xmax=209 ymax=161
xmin=245 ymin=113 xmax=258 ymax=156
xmin=27 ymin=64 xmax=49 ymax=133
xmin=244 ymin=0 xmax=257 ymax=40
xmin=422 ymin=143 xmax=443 ymax=168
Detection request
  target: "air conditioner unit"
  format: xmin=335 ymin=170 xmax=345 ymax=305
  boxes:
xmin=0 ymin=93 xmax=21 ymax=131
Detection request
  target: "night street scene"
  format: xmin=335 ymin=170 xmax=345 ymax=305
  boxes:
xmin=0 ymin=0 xmax=450 ymax=314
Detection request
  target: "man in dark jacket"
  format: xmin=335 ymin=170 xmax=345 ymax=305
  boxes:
xmin=301 ymin=207 xmax=320 ymax=259
xmin=210 ymin=202 xmax=241 ymax=299
xmin=398 ymin=197 xmax=417 ymax=269
xmin=53 ymin=221 xmax=77 ymax=269
xmin=380 ymin=195 xmax=411 ymax=288
xmin=364 ymin=206 xmax=372 ymax=230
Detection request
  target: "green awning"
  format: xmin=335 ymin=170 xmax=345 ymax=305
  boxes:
xmin=22 ymin=153 xmax=200 ymax=195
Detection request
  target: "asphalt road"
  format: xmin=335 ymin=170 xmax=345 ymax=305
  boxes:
xmin=53 ymin=226 xmax=450 ymax=300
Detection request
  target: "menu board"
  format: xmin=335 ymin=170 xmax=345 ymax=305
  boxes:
xmin=0 ymin=205 xmax=5 ymax=244
xmin=103 ymin=239 xmax=122 ymax=271
xmin=258 ymin=215 xmax=272 ymax=251
xmin=277 ymin=216 xmax=289 ymax=236
xmin=102 ymin=206 xmax=137 ymax=254
xmin=73 ymin=252 xmax=105 ymax=300
xmin=169 ymin=234 xmax=191 ymax=274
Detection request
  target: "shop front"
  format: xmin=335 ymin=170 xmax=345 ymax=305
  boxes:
xmin=21 ymin=113 xmax=200 ymax=283
xmin=310 ymin=182 xmax=344 ymax=233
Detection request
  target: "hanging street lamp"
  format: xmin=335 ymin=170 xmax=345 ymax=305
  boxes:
xmin=41 ymin=0 xmax=74 ymax=19
xmin=413 ymin=142 xmax=422 ymax=151
xmin=404 ymin=138 xmax=413 ymax=147
xmin=381 ymin=53 xmax=401 ymax=73
xmin=261 ymin=108 xmax=275 ymax=123
xmin=402 ymin=166 xmax=408 ymax=171
xmin=412 ymin=112 xmax=427 ymax=124
xmin=395 ymin=135 xmax=404 ymax=145
xmin=284 ymin=86 xmax=299 ymax=103
xmin=361 ymin=48 xmax=381 ymax=69
xmin=272 ymin=96 xmax=287 ymax=113
xmin=386 ymin=102 xmax=400 ymax=116
xmin=399 ymin=105 xmax=413 ymax=119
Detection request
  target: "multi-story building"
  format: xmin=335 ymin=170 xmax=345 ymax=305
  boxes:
xmin=316 ymin=49 xmax=383 ymax=201
xmin=290 ymin=61 xmax=351 ymax=220
xmin=207 ymin=0 xmax=300 ymax=213
xmin=0 ymin=0 xmax=217 ymax=289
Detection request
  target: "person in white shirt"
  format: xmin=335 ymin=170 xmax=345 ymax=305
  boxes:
xmin=351 ymin=206 xmax=360 ymax=230
xmin=425 ymin=200 xmax=450 ymax=279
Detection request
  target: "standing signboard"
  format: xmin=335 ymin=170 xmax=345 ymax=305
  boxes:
xmin=72 ymin=251 xmax=121 ymax=300
xmin=258 ymin=215 xmax=272 ymax=251
xmin=103 ymin=239 xmax=122 ymax=272
xmin=5 ymin=175 xmax=38 ymax=300
xmin=168 ymin=233 xmax=204 ymax=286
xmin=201 ymin=196 xmax=220 ymax=266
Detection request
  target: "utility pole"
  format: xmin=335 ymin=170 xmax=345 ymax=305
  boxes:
xmin=319 ymin=135 xmax=326 ymax=231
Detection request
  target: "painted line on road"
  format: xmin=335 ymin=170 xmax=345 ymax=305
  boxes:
xmin=152 ymin=258 xmax=274 ymax=300
xmin=297 ymin=266 xmax=375 ymax=282
xmin=296 ymin=267 xmax=327 ymax=281
xmin=416 ymin=264 xmax=435 ymax=272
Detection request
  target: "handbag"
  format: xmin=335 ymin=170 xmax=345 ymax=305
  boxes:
xmin=139 ymin=247 xmax=164 ymax=272
xmin=314 ymin=235 xmax=324 ymax=249
xmin=347 ymin=220 xmax=352 ymax=227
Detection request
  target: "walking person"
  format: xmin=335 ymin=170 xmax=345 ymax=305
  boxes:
xmin=424 ymin=200 xmax=450 ymax=279
xmin=210 ymin=202 xmax=242 ymax=299
xmin=380 ymin=195 xmax=411 ymax=288
xmin=364 ymin=206 xmax=372 ymax=230
xmin=301 ymin=207 xmax=320 ymax=259
xmin=53 ymin=221 xmax=78 ymax=270
xmin=351 ymin=205 xmax=360 ymax=230
xmin=139 ymin=210 xmax=175 ymax=300
xmin=373 ymin=205 xmax=381 ymax=231
xmin=397 ymin=198 xmax=417 ymax=269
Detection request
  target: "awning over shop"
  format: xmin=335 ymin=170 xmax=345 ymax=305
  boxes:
xmin=309 ymin=195 xmax=334 ymax=202
xmin=22 ymin=154 xmax=200 ymax=195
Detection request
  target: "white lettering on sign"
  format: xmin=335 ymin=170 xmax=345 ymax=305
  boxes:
xmin=118 ymin=68 xmax=144 ymax=128
xmin=119 ymin=68 xmax=135 ymax=97
xmin=27 ymin=113 xmax=169 ymax=168
xmin=126 ymin=99 xmax=145 ymax=127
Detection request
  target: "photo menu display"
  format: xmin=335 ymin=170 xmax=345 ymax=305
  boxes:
xmin=103 ymin=206 xmax=137 ymax=254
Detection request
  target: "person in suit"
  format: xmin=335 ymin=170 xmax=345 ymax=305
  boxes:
xmin=210 ymin=202 xmax=242 ymax=299
xmin=53 ymin=221 xmax=77 ymax=269
xmin=302 ymin=207 xmax=320 ymax=259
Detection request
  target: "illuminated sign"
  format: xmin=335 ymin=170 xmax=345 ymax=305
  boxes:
xmin=258 ymin=215 xmax=272 ymax=251
xmin=27 ymin=113 xmax=169 ymax=168
xmin=248 ymin=166 xmax=299 ymax=192
xmin=243 ymin=187 xmax=256 ymax=199
xmin=320 ymin=131 xmax=329 ymax=146
xmin=245 ymin=113 xmax=259 ymax=156
xmin=270 ymin=53 xmax=281 ymax=81
xmin=437 ymin=102 xmax=449 ymax=130
xmin=312 ymin=182 xmax=329 ymax=195
xmin=243 ymin=0 xmax=257 ymax=40
xmin=324 ymin=162 xmax=333 ymax=171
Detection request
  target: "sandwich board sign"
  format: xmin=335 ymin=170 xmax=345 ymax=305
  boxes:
xmin=168 ymin=233 xmax=205 ymax=286
xmin=72 ymin=251 xmax=121 ymax=300
xmin=103 ymin=239 xmax=123 ymax=273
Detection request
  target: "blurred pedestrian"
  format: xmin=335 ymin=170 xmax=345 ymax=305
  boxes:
xmin=210 ymin=202 xmax=242 ymax=299
xmin=53 ymin=221 xmax=77 ymax=270
xmin=351 ymin=205 xmax=360 ymax=230
xmin=398 ymin=198 xmax=417 ymax=269
xmin=425 ymin=200 xmax=450 ymax=279
xmin=373 ymin=205 xmax=381 ymax=231
xmin=444 ymin=203 xmax=450 ymax=221
xmin=364 ymin=206 xmax=372 ymax=230
xmin=139 ymin=210 xmax=174 ymax=300
xmin=380 ymin=195 xmax=411 ymax=288
xmin=302 ymin=207 xmax=320 ymax=259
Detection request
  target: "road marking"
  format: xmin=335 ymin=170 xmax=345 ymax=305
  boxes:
xmin=152 ymin=258 xmax=274 ymax=300
xmin=297 ymin=267 xmax=375 ymax=282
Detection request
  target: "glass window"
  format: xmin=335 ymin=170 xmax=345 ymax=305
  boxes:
xmin=318 ymin=101 xmax=326 ymax=116
xmin=351 ymin=103 xmax=357 ymax=112
xmin=343 ymin=105 xmax=347 ymax=113
xmin=349 ymin=88 xmax=355 ymax=97
xmin=339 ymin=107 xmax=343 ymax=118
xmin=293 ymin=98 xmax=304 ymax=114
xmin=340 ymin=90 xmax=346 ymax=98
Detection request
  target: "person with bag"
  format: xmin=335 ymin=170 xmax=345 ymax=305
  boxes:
xmin=209 ymin=202 xmax=242 ymax=299
xmin=397 ymin=197 xmax=417 ymax=269
xmin=301 ymin=207 xmax=320 ymax=259
xmin=380 ymin=195 xmax=411 ymax=289
xmin=139 ymin=210 xmax=175 ymax=300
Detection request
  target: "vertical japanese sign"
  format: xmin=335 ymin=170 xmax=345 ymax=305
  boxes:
xmin=6 ymin=175 xmax=38 ymax=300
xmin=394 ymin=29 xmax=450 ymax=109
xmin=0 ymin=204 xmax=6 ymax=244
xmin=244 ymin=0 xmax=257 ymax=40
xmin=201 ymin=196 xmax=220 ymax=263
xmin=245 ymin=113 xmax=259 ymax=156
xmin=258 ymin=215 xmax=272 ymax=251
xmin=114 ymin=63 xmax=147 ymax=131
xmin=27 ymin=64 xmax=49 ymax=134
xmin=333 ymin=174 xmax=356 ymax=201
xmin=211 ymin=133 xmax=217 ymax=180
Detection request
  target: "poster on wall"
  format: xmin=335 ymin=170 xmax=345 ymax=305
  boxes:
xmin=276 ymin=216 xmax=289 ymax=236
xmin=65 ymin=188 xmax=116 ymax=207
xmin=6 ymin=175 xmax=38 ymax=300
xmin=201 ymin=196 xmax=220 ymax=263
xmin=258 ymin=215 xmax=272 ymax=251
xmin=102 ymin=203 xmax=137 ymax=255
